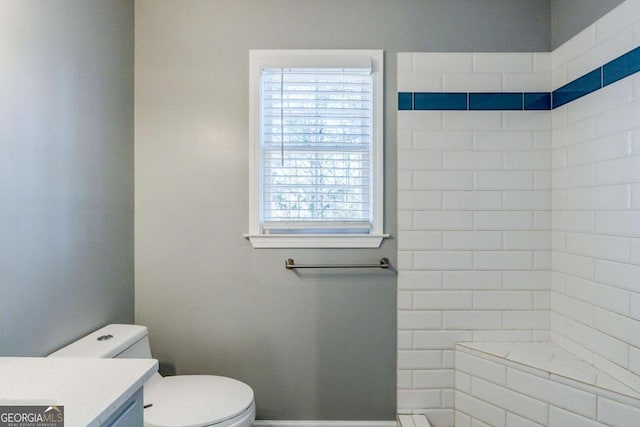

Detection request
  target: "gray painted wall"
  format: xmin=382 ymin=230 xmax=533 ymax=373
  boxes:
xmin=0 ymin=0 xmax=134 ymax=356
xmin=551 ymin=0 xmax=624 ymax=49
xmin=135 ymin=0 xmax=549 ymax=420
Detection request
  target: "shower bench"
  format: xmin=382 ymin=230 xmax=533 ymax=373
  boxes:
xmin=454 ymin=341 xmax=640 ymax=427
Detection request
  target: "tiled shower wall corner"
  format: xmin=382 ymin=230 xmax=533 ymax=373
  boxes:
xmin=397 ymin=1 xmax=640 ymax=425
xmin=397 ymin=52 xmax=552 ymax=426
xmin=550 ymin=0 xmax=640 ymax=395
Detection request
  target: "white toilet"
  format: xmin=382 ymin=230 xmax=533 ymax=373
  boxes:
xmin=48 ymin=324 xmax=255 ymax=427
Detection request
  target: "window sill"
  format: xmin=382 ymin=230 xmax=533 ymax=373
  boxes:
xmin=243 ymin=233 xmax=389 ymax=248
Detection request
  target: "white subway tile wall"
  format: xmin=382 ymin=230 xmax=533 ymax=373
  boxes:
xmin=397 ymin=52 xmax=552 ymax=425
xmin=454 ymin=345 xmax=640 ymax=427
xmin=550 ymin=0 xmax=640 ymax=400
xmin=399 ymin=2 xmax=640 ymax=424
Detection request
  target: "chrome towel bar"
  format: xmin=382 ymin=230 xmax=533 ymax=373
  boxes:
xmin=285 ymin=257 xmax=390 ymax=270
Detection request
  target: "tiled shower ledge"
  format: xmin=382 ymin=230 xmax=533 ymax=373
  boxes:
xmin=457 ymin=341 xmax=640 ymax=402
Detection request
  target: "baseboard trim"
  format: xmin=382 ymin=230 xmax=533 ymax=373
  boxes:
xmin=254 ymin=421 xmax=397 ymax=427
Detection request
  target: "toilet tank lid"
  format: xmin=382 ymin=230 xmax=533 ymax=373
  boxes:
xmin=48 ymin=324 xmax=149 ymax=359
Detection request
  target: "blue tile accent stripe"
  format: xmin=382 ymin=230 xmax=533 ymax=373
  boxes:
xmin=469 ymin=93 xmax=523 ymax=110
xmin=552 ymin=68 xmax=601 ymax=109
xmin=524 ymin=92 xmax=551 ymax=110
xmin=398 ymin=45 xmax=640 ymax=111
xmin=398 ymin=92 xmax=413 ymax=110
xmin=398 ymin=92 xmax=545 ymax=111
xmin=603 ymin=46 xmax=640 ymax=87
xmin=415 ymin=92 xmax=467 ymax=110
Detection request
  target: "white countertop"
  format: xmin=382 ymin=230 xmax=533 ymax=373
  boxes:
xmin=0 ymin=357 xmax=158 ymax=426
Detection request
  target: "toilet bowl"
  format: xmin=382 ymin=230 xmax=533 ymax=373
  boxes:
xmin=48 ymin=324 xmax=255 ymax=427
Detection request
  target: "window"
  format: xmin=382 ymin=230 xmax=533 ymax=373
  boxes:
xmin=245 ymin=50 xmax=386 ymax=248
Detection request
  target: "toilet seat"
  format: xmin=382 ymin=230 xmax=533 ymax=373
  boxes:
xmin=143 ymin=375 xmax=255 ymax=427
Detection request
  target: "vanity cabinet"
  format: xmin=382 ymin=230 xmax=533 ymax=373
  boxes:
xmin=104 ymin=389 xmax=143 ymax=427
xmin=0 ymin=357 xmax=157 ymax=427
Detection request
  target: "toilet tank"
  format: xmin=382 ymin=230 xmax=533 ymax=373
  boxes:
xmin=48 ymin=324 xmax=152 ymax=359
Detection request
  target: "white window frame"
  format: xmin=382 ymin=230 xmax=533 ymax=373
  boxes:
xmin=245 ymin=49 xmax=387 ymax=248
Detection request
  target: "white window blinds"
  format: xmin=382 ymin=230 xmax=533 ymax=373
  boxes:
xmin=260 ymin=67 xmax=373 ymax=233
